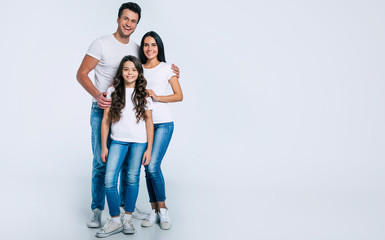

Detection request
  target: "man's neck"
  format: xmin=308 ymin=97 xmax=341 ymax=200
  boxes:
xmin=113 ymin=31 xmax=130 ymax=44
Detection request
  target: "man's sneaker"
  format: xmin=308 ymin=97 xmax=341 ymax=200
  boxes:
xmin=95 ymin=219 xmax=123 ymax=238
xmin=123 ymin=218 xmax=136 ymax=234
xmin=159 ymin=208 xmax=172 ymax=230
xmin=141 ymin=209 xmax=158 ymax=227
xmin=132 ymin=207 xmax=148 ymax=220
xmin=87 ymin=208 xmax=102 ymax=228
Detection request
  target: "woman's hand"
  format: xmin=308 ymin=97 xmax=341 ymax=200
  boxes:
xmin=146 ymin=89 xmax=159 ymax=101
xmin=101 ymin=147 xmax=109 ymax=163
xmin=142 ymin=150 xmax=151 ymax=166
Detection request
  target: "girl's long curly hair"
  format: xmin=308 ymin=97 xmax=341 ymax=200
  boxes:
xmin=109 ymin=55 xmax=148 ymax=123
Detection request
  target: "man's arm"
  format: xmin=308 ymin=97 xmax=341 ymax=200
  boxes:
xmin=76 ymin=55 xmax=111 ymax=108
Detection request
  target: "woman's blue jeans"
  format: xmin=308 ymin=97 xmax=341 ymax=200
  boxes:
xmin=145 ymin=122 xmax=174 ymax=203
xmin=105 ymin=140 xmax=147 ymax=217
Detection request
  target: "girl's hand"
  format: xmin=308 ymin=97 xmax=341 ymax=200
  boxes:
xmin=142 ymin=150 xmax=151 ymax=166
xmin=146 ymin=89 xmax=159 ymax=101
xmin=101 ymin=148 xmax=109 ymax=163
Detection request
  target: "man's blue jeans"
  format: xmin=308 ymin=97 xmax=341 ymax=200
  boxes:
xmin=90 ymin=102 xmax=128 ymax=210
xmin=144 ymin=122 xmax=174 ymax=202
xmin=105 ymin=140 xmax=147 ymax=216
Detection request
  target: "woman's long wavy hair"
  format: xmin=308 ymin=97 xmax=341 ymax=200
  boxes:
xmin=109 ymin=55 xmax=148 ymax=123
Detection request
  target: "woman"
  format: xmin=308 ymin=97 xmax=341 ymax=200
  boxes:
xmin=139 ymin=31 xmax=183 ymax=230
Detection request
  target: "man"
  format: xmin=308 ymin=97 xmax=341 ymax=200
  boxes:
xmin=76 ymin=2 xmax=179 ymax=231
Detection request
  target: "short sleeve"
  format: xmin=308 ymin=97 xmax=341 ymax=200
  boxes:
xmin=146 ymin=97 xmax=153 ymax=110
xmin=106 ymin=87 xmax=115 ymax=100
xmin=166 ymin=63 xmax=176 ymax=81
xmin=86 ymin=38 xmax=103 ymax=61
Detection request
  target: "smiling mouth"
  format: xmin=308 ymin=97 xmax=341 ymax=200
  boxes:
xmin=123 ymin=26 xmax=131 ymax=31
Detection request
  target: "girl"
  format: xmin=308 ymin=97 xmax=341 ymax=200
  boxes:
xmin=139 ymin=31 xmax=183 ymax=230
xmin=96 ymin=55 xmax=154 ymax=238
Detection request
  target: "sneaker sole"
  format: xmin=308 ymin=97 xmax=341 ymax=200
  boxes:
xmin=123 ymin=229 xmax=136 ymax=234
xmin=95 ymin=227 xmax=123 ymax=238
xmin=141 ymin=223 xmax=155 ymax=227
xmin=87 ymin=222 xmax=101 ymax=228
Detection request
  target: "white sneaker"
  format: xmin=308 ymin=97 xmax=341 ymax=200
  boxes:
xmin=123 ymin=217 xmax=136 ymax=234
xmin=87 ymin=208 xmax=102 ymax=228
xmin=141 ymin=209 xmax=158 ymax=227
xmin=120 ymin=207 xmax=148 ymax=220
xmin=132 ymin=207 xmax=148 ymax=220
xmin=159 ymin=208 xmax=172 ymax=230
xmin=95 ymin=219 xmax=123 ymax=238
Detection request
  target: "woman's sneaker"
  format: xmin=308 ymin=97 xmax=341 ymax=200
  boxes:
xmin=87 ymin=208 xmax=102 ymax=228
xmin=123 ymin=217 xmax=136 ymax=234
xmin=95 ymin=219 xmax=123 ymax=238
xmin=141 ymin=209 xmax=158 ymax=227
xmin=159 ymin=208 xmax=172 ymax=230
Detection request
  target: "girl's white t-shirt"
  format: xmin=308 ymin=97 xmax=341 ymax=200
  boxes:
xmin=107 ymin=87 xmax=153 ymax=143
xmin=143 ymin=62 xmax=175 ymax=124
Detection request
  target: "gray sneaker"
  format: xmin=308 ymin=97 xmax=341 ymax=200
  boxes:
xmin=159 ymin=208 xmax=172 ymax=230
xmin=87 ymin=208 xmax=102 ymax=228
xmin=123 ymin=218 xmax=136 ymax=234
xmin=95 ymin=219 xmax=123 ymax=238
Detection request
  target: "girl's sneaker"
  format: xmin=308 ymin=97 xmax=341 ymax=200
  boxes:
xmin=141 ymin=209 xmax=158 ymax=227
xmin=120 ymin=207 xmax=148 ymax=220
xmin=158 ymin=208 xmax=172 ymax=230
xmin=95 ymin=219 xmax=123 ymax=238
xmin=123 ymin=217 xmax=136 ymax=234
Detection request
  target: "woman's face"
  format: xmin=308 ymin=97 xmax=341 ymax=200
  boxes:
xmin=143 ymin=36 xmax=158 ymax=61
xmin=122 ymin=60 xmax=138 ymax=86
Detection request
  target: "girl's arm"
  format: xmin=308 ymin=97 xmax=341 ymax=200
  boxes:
xmin=100 ymin=107 xmax=111 ymax=162
xmin=142 ymin=110 xmax=154 ymax=166
xmin=147 ymin=76 xmax=183 ymax=103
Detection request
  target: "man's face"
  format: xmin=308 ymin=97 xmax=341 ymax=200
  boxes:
xmin=117 ymin=9 xmax=139 ymax=38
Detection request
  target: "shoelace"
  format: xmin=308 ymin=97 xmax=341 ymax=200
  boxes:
xmin=91 ymin=210 xmax=100 ymax=222
xmin=123 ymin=219 xmax=134 ymax=228
xmin=101 ymin=219 xmax=114 ymax=231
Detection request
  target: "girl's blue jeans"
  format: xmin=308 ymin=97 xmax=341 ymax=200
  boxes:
xmin=105 ymin=140 xmax=147 ymax=217
xmin=90 ymin=102 xmax=128 ymax=211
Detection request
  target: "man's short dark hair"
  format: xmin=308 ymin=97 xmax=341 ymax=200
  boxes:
xmin=118 ymin=2 xmax=141 ymax=23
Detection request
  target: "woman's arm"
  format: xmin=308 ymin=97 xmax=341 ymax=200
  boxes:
xmin=147 ymin=76 xmax=183 ymax=103
xmin=100 ymin=107 xmax=111 ymax=162
xmin=142 ymin=110 xmax=154 ymax=166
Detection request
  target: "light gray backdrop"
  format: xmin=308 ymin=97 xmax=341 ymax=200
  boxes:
xmin=1 ymin=0 xmax=385 ymax=239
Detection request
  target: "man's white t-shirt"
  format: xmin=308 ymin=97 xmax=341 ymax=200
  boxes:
xmin=143 ymin=62 xmax=175 ymax=124
xmin=87 ymin=34 xmax=140 ymax=102
xmin=106 ymin=87 xmax=153 ymax=143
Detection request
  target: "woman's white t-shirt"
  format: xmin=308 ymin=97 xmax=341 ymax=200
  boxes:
xmin=143 ymin=62 xmax=175 ymax=124
xmin=107 ymin=87 xmax=153 ymax=143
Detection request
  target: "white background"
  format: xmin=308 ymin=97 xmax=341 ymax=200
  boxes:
xmin=1 ymin=0 xmax=385 ymax=239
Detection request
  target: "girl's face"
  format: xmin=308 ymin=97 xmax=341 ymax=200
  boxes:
xmin=143 ymin=36 xmax=158 ymax=61
xmin=122 ymin=60 xmax=138 ymax=87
